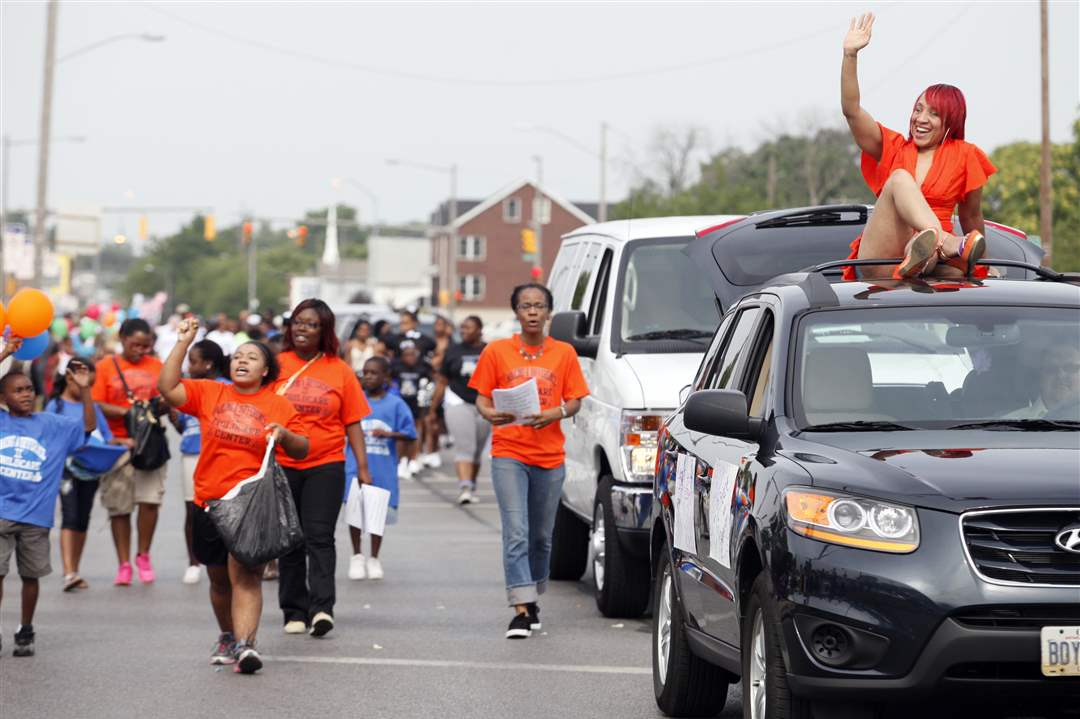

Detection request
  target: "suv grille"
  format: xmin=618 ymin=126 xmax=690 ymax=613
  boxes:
xmin=961 ymin=509 xmax=1080 ymax=586
xmin=954 ymin=605 xmax=1080 ymax=629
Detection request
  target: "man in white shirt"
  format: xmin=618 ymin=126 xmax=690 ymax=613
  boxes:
xmin=1005 ymin=344 xmax=1080 ymax=420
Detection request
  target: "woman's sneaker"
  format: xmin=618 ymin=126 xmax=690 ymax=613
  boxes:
xmin=310 ymin=612 xmax=334 ymax=637
xmin=183 ymin=565 xmax=203 ymax=585
xmin=457 ymin=487 xmax=475 ymax=505
xmin=233 ymin=641 xmax=262 ymax=674
xmin=348 ymin=553 xmax=367 ymax=580
xmin=526 ymin=602 xmax=541 ymax=631
xmin=505 ymin=613 xmax=532 ymax=639
xmin=366 ymin=557 xmax=384 ymax=580
xmin=13 ymin=625 xmax=35 ymax=657
xmin=135 ymin=553 xmax=155 ymax=583
xmin=210 ymin=632 xmax=236 ymax=665
xmin=114 ymin=561 xmax=133 ymax=586
xmin=283 ymin=620 xmax=307 ymax=635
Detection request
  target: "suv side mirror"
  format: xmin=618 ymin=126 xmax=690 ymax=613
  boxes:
xmin=550 ymin=311 xmax=599 ymax=359
xmin=684 ymin=389 xmax=755 ymax=439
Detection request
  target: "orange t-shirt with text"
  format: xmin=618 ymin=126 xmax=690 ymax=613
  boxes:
xmin=468 ymin=335 xmax=589 ymax=469
xmin=273 ymin=352 xmax=371 ymax=470
xmin=178 ymin=379 xmax=302 ymax=507
xmin=91 ymin=355 xmax=164 ymax=438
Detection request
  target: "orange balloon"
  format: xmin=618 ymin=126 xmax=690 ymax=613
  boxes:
xmin=0 ymin=302 xmax=5 ymax=331
xmin=7 ymin=288 xmax=54 ymax=338
xmin=103 ymin=311 xmax=117 ymax=327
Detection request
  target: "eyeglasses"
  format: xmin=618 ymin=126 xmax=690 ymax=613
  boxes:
xmin=292 ymin=320 xmax=320 ymax=331
xmin=517 ymin=303 xmax=549 ymax=312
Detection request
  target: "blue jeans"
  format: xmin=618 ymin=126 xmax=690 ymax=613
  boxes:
xmin=490 ymin=457 xmax=566 ymax=606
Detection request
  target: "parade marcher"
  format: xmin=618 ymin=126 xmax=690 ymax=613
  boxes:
xmin=388 ymin=309 xmax=436 ymax=360
xmin=92 ymin=318 xmax=170 ymax=586
xmin=346 ymin=319 xmax=377 ymax=374
xmin=391 ymin=340 xmax=433 ymax=479
xmin=347 ymin=356 xmax=417 ymax=581
xmin=470 ymin=283 xmax=589 ymax=638
xmin=429 ymin=315 xmax=489 ymax=505
xmin=159 ymin=321 xmax=308 ymax=673
xmin=175 ymin=339 xmax=230 ymax=585
xmin=1 ymin=340 xmax=96 ymax=656
xmin=840 ymin=12 xmax=996 ymax=280
xmin=276 ymin=299 xmax=371 ymax=638
xmin=46 ymin=359 xmax=129 ymax=592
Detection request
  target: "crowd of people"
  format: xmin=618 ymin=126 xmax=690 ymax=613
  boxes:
xmin=0 ymin=282 xmax=589 ymax=669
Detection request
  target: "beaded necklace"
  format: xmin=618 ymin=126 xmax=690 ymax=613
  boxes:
xmin=516 ymin=336 xmax=545 ymax=362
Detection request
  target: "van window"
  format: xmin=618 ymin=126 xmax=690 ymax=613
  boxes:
xmin=588 ymin=249 xmax=614 ymax=336
xmin=615 ymin=237 xmax=721 ymax=353
xmin=571 ymin=242 xmax=602 ymax=311
xmin=549 ymin=242 xmax=584 ymax=312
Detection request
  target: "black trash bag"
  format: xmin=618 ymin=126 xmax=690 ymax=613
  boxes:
xmin=206 ymin=442 xmax=303 ymax=567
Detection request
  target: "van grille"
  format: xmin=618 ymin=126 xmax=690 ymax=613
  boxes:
xmin=960 ymin=509 xmax=1080 ymax=586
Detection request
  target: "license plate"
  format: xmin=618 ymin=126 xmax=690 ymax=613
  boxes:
xmin=1041 ymin=626 xmax=1080 ymax=676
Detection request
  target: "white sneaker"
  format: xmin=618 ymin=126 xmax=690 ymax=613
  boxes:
xmin=310 ymin=611 xmax=334 ymax=637
xmin=366 ymin=557 xmax=384 ymax=580
xmin=398 ymin=458 xmax=413 ymax=480
xmin=283 ymin=620 xmax=307 ymax=635
xmin=457 ymin=487 xmax=474 ymax=505
xmin=182 ymin=565 xmax=203 ymax=585
xmin=426 ymin=453 xmax=443 ymax=469
xmin=348 ymin=553 xmax=367 ymax=580
xmin=408 ymin=459 xmax=422 ymax=475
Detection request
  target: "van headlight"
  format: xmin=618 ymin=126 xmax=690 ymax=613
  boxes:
xmin=784 ymin=488 xmax=919 ymax=553
xmin=620 ymin=411 xmax=664 ymax=482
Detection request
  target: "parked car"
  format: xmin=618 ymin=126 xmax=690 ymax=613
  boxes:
xmin=549 ymin=205 xmax=1044 ymax=619
xmin=649 ymin=263 xmax=1080 ymax=718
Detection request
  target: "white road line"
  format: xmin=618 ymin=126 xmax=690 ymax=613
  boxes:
xmin=267 ymin=654 xmax=651 ymax=675
xmin=395 ymin=502 xmax=499 ymax=509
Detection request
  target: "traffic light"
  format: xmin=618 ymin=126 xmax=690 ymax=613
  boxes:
xmin=203 ymin=214 xmax=216 ymax=241
xmin=530 ymin=265 xmax=543 ymax=280
xmin=138 ymin=216 xmax=149 ymax=242
xmin=521 ymin=228 xmax=537 ymax=254
xmin=295 ymin=225 xmax=309 ymax=247
xmin=242 ymin=221 xmax=254 ymax=245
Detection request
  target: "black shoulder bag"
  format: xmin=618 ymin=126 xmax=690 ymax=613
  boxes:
xmin=113 ymin=357 xmax=170 ymax=471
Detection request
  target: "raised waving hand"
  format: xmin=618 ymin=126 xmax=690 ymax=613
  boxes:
xmin=843 ymin=12 xmax=874 ymax=56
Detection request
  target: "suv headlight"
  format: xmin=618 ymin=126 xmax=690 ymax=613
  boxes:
xmin=620 ymin=411 xmax=665 ymax=482
xmin=784 ymin=488 xmax=919 ymax=553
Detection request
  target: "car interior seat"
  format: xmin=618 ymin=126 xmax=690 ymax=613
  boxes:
xmin=956 ymin=346 xmax=1034 ymax=418
xmin=802 ymin=347 xmax=894 ymax=425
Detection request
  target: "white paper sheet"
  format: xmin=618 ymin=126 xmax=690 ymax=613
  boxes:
xmin=708 ymin=463 xmax=739 ymax=568
xmin=492 ymin=378 xmax=541 ymax=424
xmin=345 ymin=480 xmax=392 ymax=536
xmin=672 ymin=453 xmax=697 ymax=553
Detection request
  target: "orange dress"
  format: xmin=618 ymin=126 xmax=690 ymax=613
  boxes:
xmin=843 ymin=122 xmax=997 ymax=280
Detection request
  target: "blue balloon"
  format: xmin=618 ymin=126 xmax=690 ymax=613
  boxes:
xmin=13 ymin=331 xmax=50 ymax=360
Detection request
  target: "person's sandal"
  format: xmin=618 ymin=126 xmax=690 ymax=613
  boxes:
xmin=938 ymin=230 xmax=985 ymax=276
xmin=63 ymin=574 xmax=88 ymax=592
xmin=892 ymin=228 xmax=940 ymax=279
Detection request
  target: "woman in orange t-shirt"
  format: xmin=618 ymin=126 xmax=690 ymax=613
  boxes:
xmin=275 ymin=299 xmax=371 ymax=638
xmin=469 ymin=283 xmax=589 ymax=639
xmin=159 ymin=319 xmax=309 ymax=674
xmin=840 ymin=13 xmax=996 ymax=280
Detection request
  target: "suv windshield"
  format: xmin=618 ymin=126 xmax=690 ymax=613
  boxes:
xmin=794 ymin=306 xmax=1080 ymax=429
xmin=616 ymin=237 xmax=719 ymax=352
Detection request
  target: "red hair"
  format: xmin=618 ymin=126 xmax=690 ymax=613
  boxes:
xmin=913 ymin=84 xmax=967 ymax=141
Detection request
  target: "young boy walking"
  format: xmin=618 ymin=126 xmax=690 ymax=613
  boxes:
xmin=347 ymin=357 xmax=416 ymax=581
xmin=0 ymin=341 xmax=95 ymax=657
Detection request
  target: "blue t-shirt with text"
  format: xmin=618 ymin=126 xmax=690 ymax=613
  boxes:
xmin=0 ymin=411 xmax=86 ymax=527
xmin=344 ymin=393 xmax=416 ymax=509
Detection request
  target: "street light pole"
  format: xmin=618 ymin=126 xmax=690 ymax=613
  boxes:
xmin=31 ymin=0 xmax=59 ymax=288
xmin=532 ymin=155 xmax=544 ymax=279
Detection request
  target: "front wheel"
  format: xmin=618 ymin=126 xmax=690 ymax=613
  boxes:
xmin=741 ymin=572 xmax=811 ymax=719
xmin=593 ymin=477 xmax=650 ymax=617
xmin=652 ymin=539 xmax=729 ymax=717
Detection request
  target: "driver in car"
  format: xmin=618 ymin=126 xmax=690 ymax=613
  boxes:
xmin=1005 ymin=344 xmax=1080 ymax=420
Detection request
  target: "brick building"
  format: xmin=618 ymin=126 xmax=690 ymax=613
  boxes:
xmin=428 ymin=179 xmax=596 ymax=323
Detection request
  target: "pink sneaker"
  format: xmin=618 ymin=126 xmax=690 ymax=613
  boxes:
xmin=115 ymin=561 xmax=133 ymax=586
xmin=135 ymin=553 xmax=155 ymax=584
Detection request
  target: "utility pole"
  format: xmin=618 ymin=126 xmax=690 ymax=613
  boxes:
xmin=448 ymin=164 xmax=458 ymax=320
xmin=599 ymin=122 xmax=608 ymax=223
xmin=1039 ymin=0 xmax=1053 ymax=266
xmin=1 ymin=135 xmax=9 ymax=287
xmin=32 ymin=0 xmax=59 ymax=288
xmin=532 ymin=155 xmax=545 ymax=280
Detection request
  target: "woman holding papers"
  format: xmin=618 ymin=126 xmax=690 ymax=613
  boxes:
xmin=470 ymin=283 xmax=589 ymax=639
xmin=274 ymin=299 xmax=371 ymax=639
xmin=159 ymin=320 xmax=308 ymax=674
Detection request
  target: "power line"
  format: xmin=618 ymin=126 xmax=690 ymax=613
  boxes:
xmin=142 ymin=3 xmax=887 ymax=88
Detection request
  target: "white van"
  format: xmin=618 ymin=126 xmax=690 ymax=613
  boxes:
xmin=547 ymin=215 xmax=741 ymax=617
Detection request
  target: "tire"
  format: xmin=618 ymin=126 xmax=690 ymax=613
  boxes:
xmin=652 ymin=538 xmax=729 ymax=717
xmin=549 ymin=500 xmax=589 ymax=580
xmin=741 ymin=572 xmax=812 ymax=719
xmin=593 ymin=477 xmax=651 ymax=617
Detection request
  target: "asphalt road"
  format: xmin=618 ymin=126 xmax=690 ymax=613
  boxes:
xmin=0 ymin=447 xmax=744 ymax=719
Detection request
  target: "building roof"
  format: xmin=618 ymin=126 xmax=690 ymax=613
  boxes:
xmin=428 ymin=179 xmax=597 ymax=229
xmin=562 ymin=215 xmax=744 ymax=243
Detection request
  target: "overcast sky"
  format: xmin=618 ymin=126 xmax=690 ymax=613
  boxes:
xmin=2 ymin=1 xmax=1078 ymax=246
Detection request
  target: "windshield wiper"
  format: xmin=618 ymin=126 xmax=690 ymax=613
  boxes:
xmin=800 ymin=420 xmax=917 ymax=432
xmin=946 ymin=419 xmax=1080 ymax=431
xmin=625 ymin=328 xmax=712 ymax=343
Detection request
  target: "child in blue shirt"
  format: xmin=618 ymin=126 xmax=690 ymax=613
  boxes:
xmin=345 ymin=356 xmax=416 ymax=581
xmin=173 ymin=340 xmax=229 ymax=585
xmin=0 ymin=343 xmax=95 ymax=657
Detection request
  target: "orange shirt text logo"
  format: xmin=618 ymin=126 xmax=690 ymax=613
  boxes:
xmin=209 ymin=402 xmax=267 ymax=449
xmin=285 ymin=376 xmax=334 ymax=417
xmin=505 ymin=366 xmax=558 ymax=406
